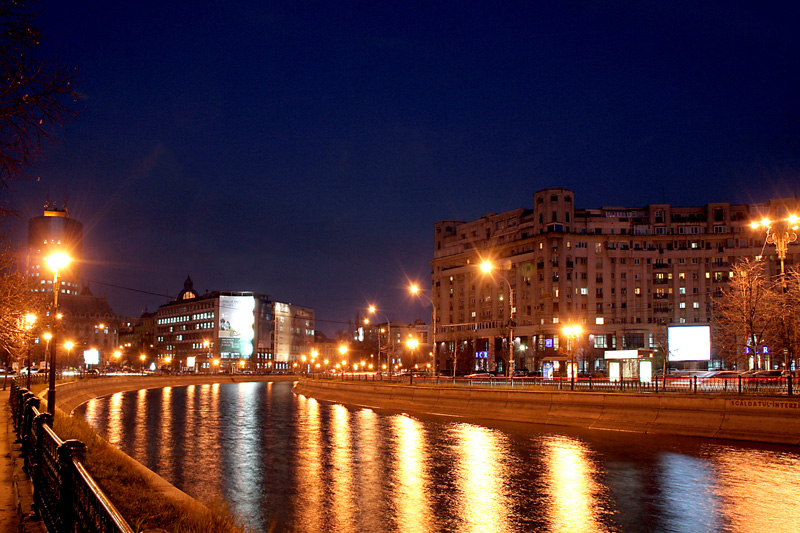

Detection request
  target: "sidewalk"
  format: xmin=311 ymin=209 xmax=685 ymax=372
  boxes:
xmin=0 ymin=388 xmax=46 ymax=532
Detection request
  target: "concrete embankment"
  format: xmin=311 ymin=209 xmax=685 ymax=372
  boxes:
xmin=293 ymin=379 xmax=800 ymax=445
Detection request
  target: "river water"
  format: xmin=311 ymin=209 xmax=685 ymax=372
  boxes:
xmin=74 ymin=380 xmax=800 ymax=532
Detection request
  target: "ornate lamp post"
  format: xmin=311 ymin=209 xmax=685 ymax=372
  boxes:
xmin=410 ymin=284 xmax=438 ymax=375
xmin=751 ymin=215 xmax=799 ymax=370
xmin=480 ymin=261 xmax=516 ymax=377
xmin=563 ymin=325 xmax=583 ymax=391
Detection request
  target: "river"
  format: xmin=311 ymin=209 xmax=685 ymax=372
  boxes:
xmin=74 ymin=380 xmax=800 ymax=532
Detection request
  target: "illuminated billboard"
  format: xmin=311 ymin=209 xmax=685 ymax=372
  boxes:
xmin=668 ymin=325 xmax=711 ymax=361
xmin=219 ymin=295 xmax=255 ymax=357
xmin=84 ymin=348 xmax=99 ymax=365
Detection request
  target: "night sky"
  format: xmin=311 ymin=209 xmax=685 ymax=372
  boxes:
xmin=6 ymin=1 xmax=800 ymax=334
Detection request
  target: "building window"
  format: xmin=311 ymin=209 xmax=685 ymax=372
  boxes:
xmin=596 ymin=317 xmax=604 ymax=325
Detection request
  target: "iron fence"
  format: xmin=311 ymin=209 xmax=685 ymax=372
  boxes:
xmin=306 ymin=372 xmax=794 ymax=396
xmin=9 ymin=380 xmax=134 ymax=533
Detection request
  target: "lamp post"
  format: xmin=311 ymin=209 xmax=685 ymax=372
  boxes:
xmin=751 ymin=215 xmax=799 ymax=370
xmin=406 ymin=338 xmax=419 ymax=385
xmin=23 ymin=314 xmax=36 ymax=390
xmin=410 ymin=284 xmax=438 ymax=375
xmin=480 ymin=261 xmax=516 ymax=377
xmin=339 ymin=345 xmax=348 ymax=380
xmin=64 ymin=341 xmax=74 ymax=372
xmin=563 ymin=325 xmax=582 ymax=391
xmin=368 ymin=306 xmax=392 ymax=377
xmin=45 ymin=252 xmax=70 ymax=417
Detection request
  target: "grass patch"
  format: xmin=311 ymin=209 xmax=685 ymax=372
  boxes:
xmin=31 ymin=385 xmax=250 ymax=532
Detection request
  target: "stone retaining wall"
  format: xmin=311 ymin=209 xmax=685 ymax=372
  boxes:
xmin=293 ymin=379 xmax=800 ymax=445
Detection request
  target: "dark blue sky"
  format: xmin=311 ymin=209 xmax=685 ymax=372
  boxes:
xmin=7 ymin=1 xmax=800 ymax=334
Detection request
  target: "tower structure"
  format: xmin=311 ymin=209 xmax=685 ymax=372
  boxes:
xmin=27 ymin=199 xmax=82 ymax=297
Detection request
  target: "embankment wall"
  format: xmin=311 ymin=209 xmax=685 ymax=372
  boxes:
xmin=293 ymin=379 xmax=800 ymax=445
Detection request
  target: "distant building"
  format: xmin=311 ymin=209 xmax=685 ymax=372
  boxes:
xmin=430 ymin=188 xmax=800 ymax=375
xmin=26 ymin=199 xmax=82 ymax=297
xmin=152 ymin=277 xmax=315 ymax=372
xmin=26 ymin=201 xmax=118 ymax=369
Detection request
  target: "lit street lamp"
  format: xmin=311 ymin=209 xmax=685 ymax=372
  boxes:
xmin=406 ymin=338 xmax=419 ymax=384
xmin=410 ymin=284 xmax=438 ymax=375
xmin=480 ymin=260 xmax=516 ymax=377
xmin=368 ymin=305 xmax=392 ymax=377
xmin=751 ymin=215 xmax=799 ymax=370
xmin=45 ymin=252 xmax=70 ymax=417
xmin=23 ymin=314 xmax=36 ymax=390
xmin=563 ymin=325 xmax=582 ymax=391
xmin=64 ymin=341 xmax=74 ymax=372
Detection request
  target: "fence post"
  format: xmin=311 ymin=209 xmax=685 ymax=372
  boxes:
xmin=58 ymin=439 xmax=88 ymax=532
xmin=788 ymin=374 xmax=793 ymax=396
xmin=738 ymin=375 xmax=742 ymax=394
xmin=693 ymin=375 xmax=698 ymax=394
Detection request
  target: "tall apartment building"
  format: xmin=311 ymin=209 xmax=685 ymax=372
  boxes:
xmin=153 ymin=277 xmax=315 ymax=372
xmin=430 ymin=188 xmax=799 ymax=375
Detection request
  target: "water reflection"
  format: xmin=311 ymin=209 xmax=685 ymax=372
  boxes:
xmin=711 ymin=447 xmax=800 ymax=533
xmin=543 ymin=435 xmax=609 ymax=533
xmin=392 ymin=415 xmax=432 ymax=533
xmin=76 ymin=382 xmax=800 ymax=533
xmin=452 ymin=424 xmax=511 ymax=533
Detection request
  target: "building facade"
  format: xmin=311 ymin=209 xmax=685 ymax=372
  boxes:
xmin=430 ymin=188 xmax=799 ymax=375
xmin=152 ymin=277 xmax=315 ymax=372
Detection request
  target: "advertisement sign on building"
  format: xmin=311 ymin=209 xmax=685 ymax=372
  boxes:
xmin=219 ymin=295 xmax=255 ymax=358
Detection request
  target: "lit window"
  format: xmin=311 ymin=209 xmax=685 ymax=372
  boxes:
xmin=693 ymin=302 xmax=700 ymax=308
xmin=596 ymin=317 xmax=604 ymax=325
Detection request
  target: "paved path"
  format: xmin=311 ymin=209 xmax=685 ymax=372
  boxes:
xmin=0 ymin=388 xmax=46 ymax=532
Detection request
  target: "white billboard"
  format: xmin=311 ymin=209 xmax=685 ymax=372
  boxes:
xmin=219 ymin=295 xmax=255 ymax=357
xmin=84 ymin=348 xmax=100 ymax=365
xmin=668 ymin=325 xmax=711 ymax=361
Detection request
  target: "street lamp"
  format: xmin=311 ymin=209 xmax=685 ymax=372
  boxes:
xmin=406 ymin=338 xmax=419 ymax=384
xmin=563 ymin=325 xmax=583 ymax=391
xmin=410 ymin=284 xmax=438 ymax=375
xmin=23 ymin=313 xmax=36 ymax=390
xmin=367 ymin=305 xmax=392 ymax=377
xmin=140 ymin=353 xmax=146 ymax=374
xmin=64 ymin=341 xmax=74 ymax=372
xmin=45 ymin=252 xmax=70 ymax=417
xmin=751 ymin=214 xmax=799 ymax=370
xmin=480 ymin=260 xmax=516 ymax=377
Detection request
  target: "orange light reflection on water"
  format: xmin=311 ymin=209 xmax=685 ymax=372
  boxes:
xmin=106 ymin=392 xmax=123 ymax=445
xmin=712 ymin=447 xmax=800 ymax=533
xmin=392 ymin=415 xmax=433 ymax=533
xmin=543 ymin=436 xmax=609 ymax=533
xmin=330 ymin=404 xmax=357 ymax=531
xmin=452 ymin=424 xmax=513 ymax=533
xmin=156 ymin=387 xmax=173 ymax=473
xmin=293 ymin=395 xmax=325 ymax=531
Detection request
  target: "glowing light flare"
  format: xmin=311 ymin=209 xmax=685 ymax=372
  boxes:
xmin=45 ymin=252 xmax=70 ymax=273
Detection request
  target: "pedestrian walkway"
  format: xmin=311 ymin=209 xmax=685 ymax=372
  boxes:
xmin=0 ymin=388 xmax=46 ymax=532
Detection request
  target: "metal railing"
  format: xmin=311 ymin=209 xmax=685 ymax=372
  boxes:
xmin=306 ymin=372 xmax=795 ymax=396
xmin=10 ymin=380 xmax=135 ymax=533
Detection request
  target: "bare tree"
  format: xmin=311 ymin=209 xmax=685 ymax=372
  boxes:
xmin=0 ymin=245 xmax=46 ymax=368
xmin=0 ymin=0 xmax=81 ymax=209
xmin=712 ymin=259 xmax=779 ymax=370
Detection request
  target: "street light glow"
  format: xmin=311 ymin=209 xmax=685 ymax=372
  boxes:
xmin=46 ymin=252 xmax=71 ymax=272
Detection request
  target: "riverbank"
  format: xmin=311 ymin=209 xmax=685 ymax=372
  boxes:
xmin=293 ymin=379 xmax=800 ymax=445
